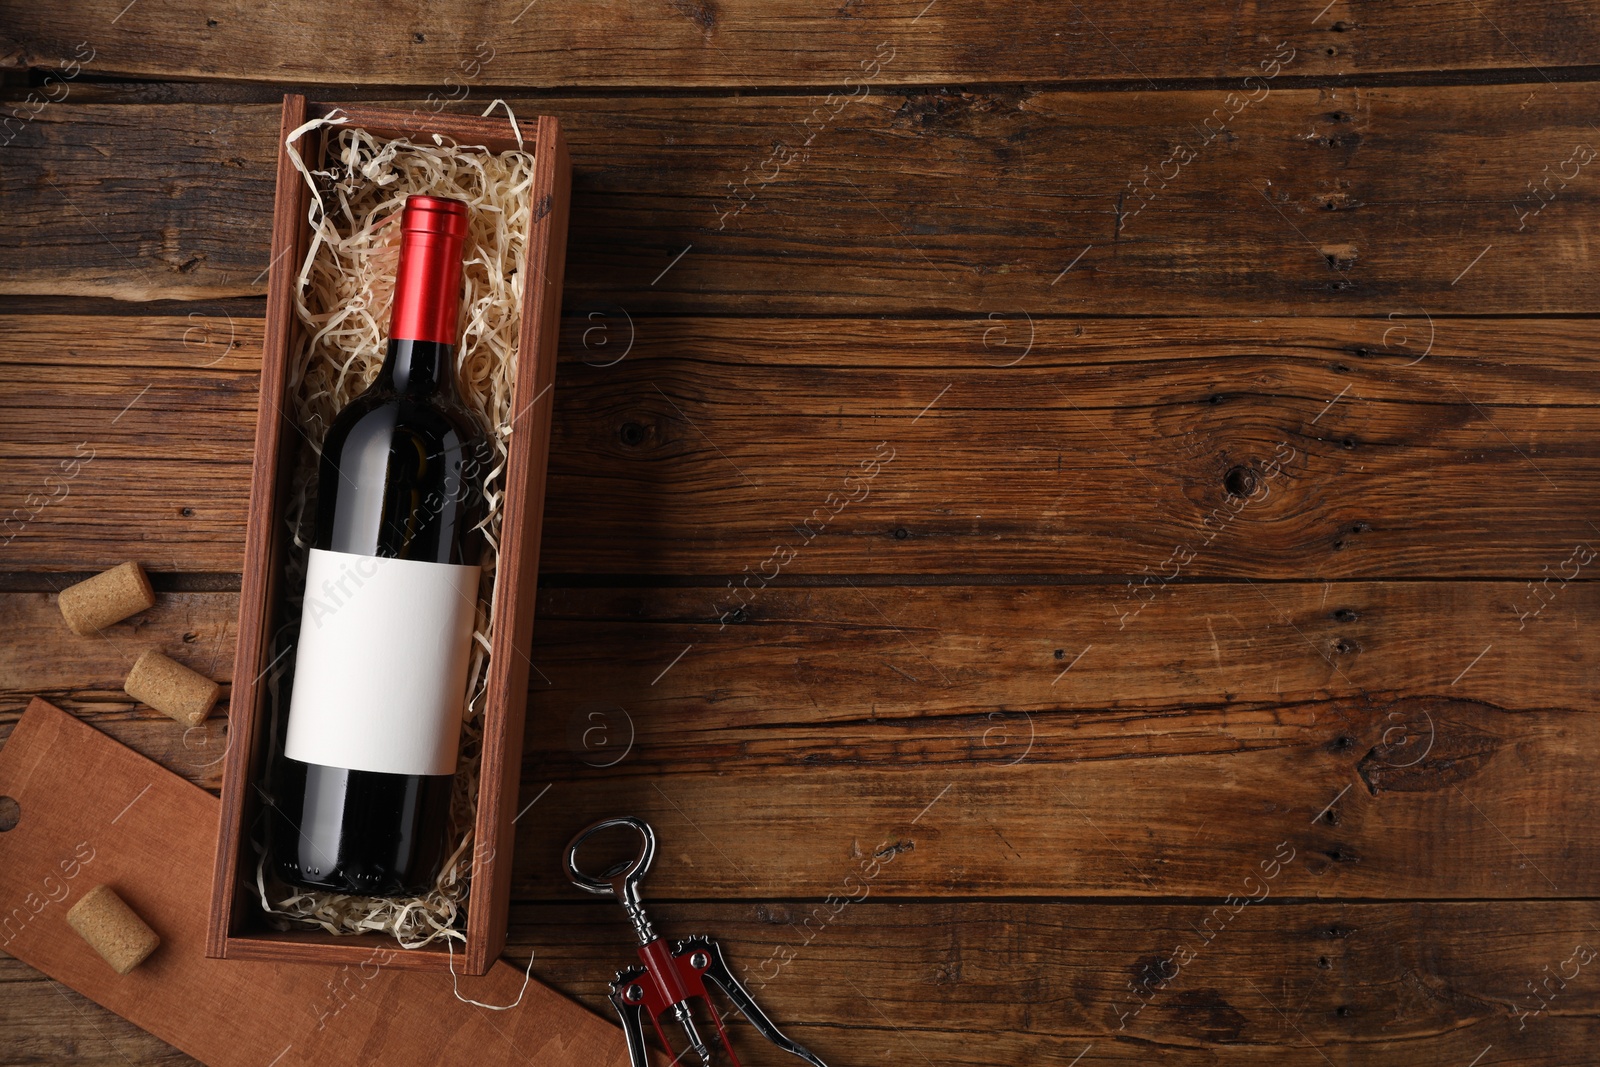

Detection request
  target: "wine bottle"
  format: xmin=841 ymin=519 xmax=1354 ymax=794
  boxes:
xmin=269 ymin=194 xmax=487 ymax=897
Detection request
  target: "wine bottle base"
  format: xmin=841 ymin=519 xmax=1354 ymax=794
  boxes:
xmin=266 ymin=759 xmax=455 ymax=900
xmin=274 ymin=857 xmax=437 ymax=898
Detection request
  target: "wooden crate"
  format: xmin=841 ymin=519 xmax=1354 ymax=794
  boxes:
xmin=207 ymin=94 xmax=571 ymax=976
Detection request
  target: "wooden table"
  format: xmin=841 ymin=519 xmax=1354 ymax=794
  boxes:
xmin=3 ymin=3 xmax=1598 ymax=1063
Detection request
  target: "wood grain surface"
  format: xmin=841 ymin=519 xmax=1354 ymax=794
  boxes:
xmin=3 ymin=0 xmax=1597 ymax=86
xmin=9 ymin=899 xmax=1600 ymax=1063
xmin=6 ymin=581 xmax=1595 ymax=901
xmin=4 ymin=314 xmax=1597 ymax=577
xmin=4 ymin=84 xmax=1600 ymax=313
xmin=3 ymin=2 xmax=1599 ymax=1063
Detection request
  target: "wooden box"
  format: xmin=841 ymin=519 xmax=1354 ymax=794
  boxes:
xmin=208 ymin=95 xmax=570 ymax=975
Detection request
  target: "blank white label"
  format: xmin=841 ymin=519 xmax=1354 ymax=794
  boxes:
xmin=285 ymin=548 xmax=481 ymax=776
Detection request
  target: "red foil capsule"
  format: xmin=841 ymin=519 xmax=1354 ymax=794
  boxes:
xmin=389 ymin=194 xmax=469 ymax=345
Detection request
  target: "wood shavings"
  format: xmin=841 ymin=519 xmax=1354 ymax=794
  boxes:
xmin=251 ymin=115 xmax=535 ymax=949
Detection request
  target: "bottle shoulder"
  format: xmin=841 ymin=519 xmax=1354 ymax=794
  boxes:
xmin=320 ymin=389 xmax=485 ymax=460
xmin=313 ymin=387 xmax=489 ymax=563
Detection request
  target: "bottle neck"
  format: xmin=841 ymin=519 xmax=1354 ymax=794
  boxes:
xmin=378 ymin=338 xmax=457 ymax=398
xmin=385 ymin=195 xmax=466 ymax=395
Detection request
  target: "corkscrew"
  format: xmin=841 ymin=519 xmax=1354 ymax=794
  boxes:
xmin=564 ymin=816 xmax=830 ymax=1067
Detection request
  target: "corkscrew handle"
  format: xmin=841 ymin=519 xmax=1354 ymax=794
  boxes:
xmin=563 ymin=815 xmax=659 ymax=946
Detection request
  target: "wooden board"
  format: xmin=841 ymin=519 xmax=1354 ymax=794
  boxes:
xmin=514 ymin=899 xmax=1600 ymax=1064
xmin=4 ymin=314 xmax=1599 ymax=577
xmin=0 ymin=590 xmax=235 ymax=792
xmin=0 ymin=698 xmax=629 ymax=1066
xmin=0 ymin=313 xmax=256 ymax=574
xmin=5 ymin=85 xmax=1600 ymax=312
xmin=517 ymin=581 xmax=1600 ymax=900
xmin=11 ymin=898 xmax=1600 ymax=1065
xmin=2 ymin=0 xmax=1597 ymax=86
xmin=7 ymin=580 xmax=1598 ymax=899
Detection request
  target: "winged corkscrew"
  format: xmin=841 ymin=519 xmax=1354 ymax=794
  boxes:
xmin=563 ymin=816 xmax=830 ymax=1067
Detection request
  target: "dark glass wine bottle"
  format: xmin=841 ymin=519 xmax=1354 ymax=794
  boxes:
xmin=269 ymin=194 xmax=487 ymax=897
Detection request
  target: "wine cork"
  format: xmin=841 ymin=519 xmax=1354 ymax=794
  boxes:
xmin=125 ymin=649 xmax=220 ymax=727
xmin=66 ymin=884 xmax=160 ymax=975
xmin=57 ymin=561 xmax=156 ymax=636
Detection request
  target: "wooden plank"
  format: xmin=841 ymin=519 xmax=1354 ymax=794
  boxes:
xmin=6 ymin=580 xmax=1596 ymax=898
xmin=5 ymin=85 xmax=1600 ymax=311
xmin=515 ymin=701 xmax=1600 ymax=900
xmin=0 ymin=314 xmax=257 ymax=573
xmin=9 ymin=901 xmax=1600 ymax=1064
xmin=5 ymin=314 xmax=1599 ymax=577
xmin=528 ymin=578 xmax=1598 ymax=726
xmin=539 ymin=314 xmax=1600 ymax=578
xmin=2 ymin=1 xmax=1596 ymax=87
xmin=0 ymin=699 xmax=629 ymax=1065
xmin=511 ymin=901 xmax=1600 ymax=1063
xmin=515 ymin=583 xmax=1600 ymax=901
xmin=0 ymin=591 xmax=234 ymax=695
xmin=0 ymin=589 xmax=233 ymax=791
xmin=0 ymin=959 xmax=196 ymax=1066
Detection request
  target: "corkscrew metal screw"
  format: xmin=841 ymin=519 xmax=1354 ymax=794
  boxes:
xmin=564 ymin=816 xmax=830 ymax=1067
